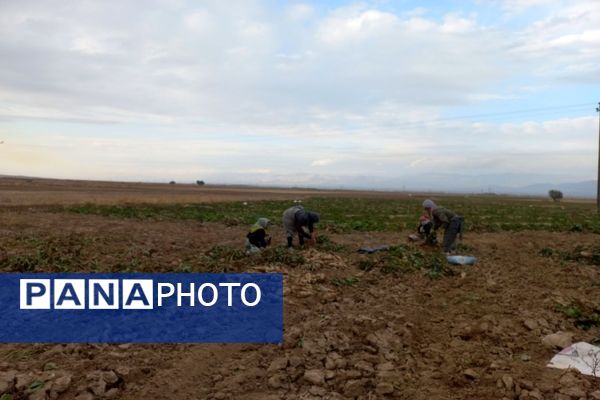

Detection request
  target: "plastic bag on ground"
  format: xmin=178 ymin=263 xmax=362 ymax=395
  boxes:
xmin=446 ymin=255 xmax=477 ymax=265
xmin=547 ymin=342 xmax=600 ymax=377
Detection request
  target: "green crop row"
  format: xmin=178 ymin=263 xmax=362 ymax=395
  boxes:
xmin=59 ymin=196 xmax=600 ymax=234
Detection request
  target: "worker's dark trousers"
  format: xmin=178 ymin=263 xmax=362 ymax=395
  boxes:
xmin=443 ymin=216 xmax=464 ymax=252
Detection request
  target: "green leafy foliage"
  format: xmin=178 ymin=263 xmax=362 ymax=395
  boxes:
xmin=554 ymin=303 xmax=600 ymax=330
xmin=259 ymin=246 xmax=306 ymax=266
xmin=0 ymin=235 xmax=91 ymax=272
xmin=315 ymin=235 xmax=349 ymax=252
xmin=61 ymin=195 xmax=600 ymax=234
xmin=357 ymin=245 xmax=451 ymax=278
xmin=541 ymin=245 xmax=600 ymax=266
xmin=29 ymin=381 xmax=44 ymax=391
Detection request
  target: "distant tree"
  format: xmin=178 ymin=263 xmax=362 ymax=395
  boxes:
xmin=169 ymin=181 xmax=176 ymax=185
xmin=196 ymin=180 xmax=205 ymax=186
xmin=548 ymin=189 xmax=563 ymax=202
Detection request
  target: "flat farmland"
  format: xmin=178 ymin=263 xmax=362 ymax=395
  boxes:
xmin=0 ymin=178 xmax=599 ymax=400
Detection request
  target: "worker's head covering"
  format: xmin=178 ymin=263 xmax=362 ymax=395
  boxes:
xmin=307 ymin=212 xmax=320 ymax=223
xmin=249 ymin=218 xmax=270 ymax=233
xmin=256 ymin=218 xmax=270 ymax=228
xmin=422 ymin=199 xmax=437 ymax=210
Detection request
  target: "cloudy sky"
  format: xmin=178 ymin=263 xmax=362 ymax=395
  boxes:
xmin=0 ymin=0 xmax=599 ymax=191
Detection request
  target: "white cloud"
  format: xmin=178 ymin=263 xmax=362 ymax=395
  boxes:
xmin=0 ymin=1 xmax=598 ymax=188
xmin=286 ymin=4 xmax=314 ymax=20
xmin=440 ymin=14 xmax=476 ymax=33
xmin=511 ymin=1 xmax=600 ymax=80
xmin=183 ymin=10 xmax=214 ymax=33
xmin=318 ymin=9 xmax=399 ymax=44
xmin=495 ymin=0 xmax=558 ymax=13
xmin=311 ymin=159 xmax=335 ymax=167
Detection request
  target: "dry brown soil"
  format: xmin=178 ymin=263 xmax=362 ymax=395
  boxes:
xmin=0 ymin=178 xmax=599 ymax=400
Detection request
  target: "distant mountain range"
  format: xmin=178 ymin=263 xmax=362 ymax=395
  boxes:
xmin=496 ymin=180 xmax=597 ymax=198
xmin=1 ymin=174 xmax=597 ymax=198
xmin=288 ymin=176 xmax=599 ymax=198
xmin=290 ymin=174 xmax=598 ymax=198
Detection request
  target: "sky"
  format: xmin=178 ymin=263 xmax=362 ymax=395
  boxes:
xmin=0 ymin=0 xmax=599 ymax=192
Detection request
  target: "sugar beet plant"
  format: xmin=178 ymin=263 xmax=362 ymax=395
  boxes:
xmin=62 ymin=195 xmax=600 ymax=234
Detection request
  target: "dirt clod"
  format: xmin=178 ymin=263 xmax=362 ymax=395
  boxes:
xmin=502 ymin=375 xmax=514 ymax=390
xmin=303 ymin=369 xmax=325 ymax=386
xmin=268 ymin=357 xmax=288 ymax=372
xmin=463 ymin=369 xmax=479 ymax=380
xmin=376 ymin=382 xmax=394 ymax=395
xmin=52 ymin=374 xmax=71 ymax=393
xmin=523 ymin=319 xmax=538 ymax=330
xmin=541 ymin=332 xmax=573 ymax=349
xmin=74 ymin=392 xmax=94 ymax=400
xmin=559 ymin=386 xmax=586 ymax=398
xmin=87 ymin=379 xmax=106 ymax=397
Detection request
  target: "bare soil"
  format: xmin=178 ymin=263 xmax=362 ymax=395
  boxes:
xmin=0 ymin=177 xmax=420 ymax=206
xmin=0 ymin=178 xmax=599 ymax=400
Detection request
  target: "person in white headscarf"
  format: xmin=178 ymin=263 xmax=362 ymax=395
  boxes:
xmin=422 ymin=199 xmax=464 ymax=253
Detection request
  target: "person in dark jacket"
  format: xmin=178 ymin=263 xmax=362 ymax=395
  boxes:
xmin=422 ymin=199 xmax=464 ymax=253
xmin=282 ymin=205 xmax=320 ymax=247
xmin=245 ymin=218 xmax=271 ymax=254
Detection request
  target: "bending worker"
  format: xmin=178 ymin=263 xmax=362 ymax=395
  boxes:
xmin=246 ymin=218 xmax=271 ymax=254
xmin=422 ymin=199 xmax=464 ymax=253
xmin=282 ymin=205 xmax=320 ymax=247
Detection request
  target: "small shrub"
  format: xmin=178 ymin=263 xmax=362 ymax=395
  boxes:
xmin=548 ymin=189 xmax=563 ymax=202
